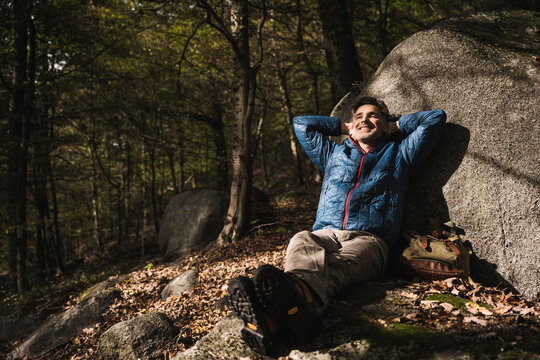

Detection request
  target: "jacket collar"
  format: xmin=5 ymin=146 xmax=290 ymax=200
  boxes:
xmin=345 ymin=135 xmax=391 ymax=154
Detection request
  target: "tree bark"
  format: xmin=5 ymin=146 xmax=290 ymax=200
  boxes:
xmin=296 ymin=0 xmax=321 ymax=114
xmin=276 ymin=66 xmax=304 ymax=186
xmin=91 ymin=150 xmax=104 ymax=251
xmin=316 ymin=0 xmax=363 ymax=102
xmin=8 ymin=0 xmax=33 ymax=293
xmin=213 ymin=0 xmax=263 ymax=244
xmin=149 ymin=143 xmax=159 ymax=236
xmin=375 ymin=0 xmax=390 ymax=58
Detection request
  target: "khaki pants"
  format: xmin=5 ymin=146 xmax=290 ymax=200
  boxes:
xmin=284 ymin=229 xmax=389 ymax=313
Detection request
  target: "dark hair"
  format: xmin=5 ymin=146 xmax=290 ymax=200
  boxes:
xmin=351 ymin=97 xmax=392 ymax=121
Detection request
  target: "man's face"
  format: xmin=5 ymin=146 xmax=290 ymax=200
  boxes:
xmin=349 ymin=104 xmax=388 ymax=146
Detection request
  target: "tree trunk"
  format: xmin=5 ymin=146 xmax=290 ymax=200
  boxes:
xmin=375 ymin=0 xmax=390 ymax=58
xmin=211 ymin=103 xmax=229 ymax=188
xmin=8 ymin=0 xmax=33 ymax=293
xmin=276 ymin=66 xmax=304 ymax=186
xmin=149 ymin=143 xmax=159 ymax=236
xmin=178 ymin=135 xmax=185 ymax=191
xmin=217 ymin=0 xmax=258 ymax=244
xmin=296 ymin=0 xmax=320 ymax=114
xmin=48 ymin=155 xmax=63 ymax=271
xmin=167 ymin=150 xmax=179 ymax=194
xmin=316 ymin=0 xmax=363 ymax=102
xmin=91 ymin=151 xmax=104 ymax=251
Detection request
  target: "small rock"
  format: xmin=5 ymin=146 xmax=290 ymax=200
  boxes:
xmin=161 ymin=269 xmax=199 ymax=300
xmin=97 ymin=312 xmax=178 ymax=360
xmin=212 ymin=296 xmax=229 ymax=310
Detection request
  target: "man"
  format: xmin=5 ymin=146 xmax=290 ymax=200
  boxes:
xmin=228 ymin=97 xmax=446 ymax=355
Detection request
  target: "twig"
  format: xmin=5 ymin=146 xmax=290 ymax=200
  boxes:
xmin=249 ymin=220 xmax=312 ymax=233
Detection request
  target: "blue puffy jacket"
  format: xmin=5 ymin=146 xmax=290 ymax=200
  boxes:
xmin=293 ymin=110 xmax=446 ymax=250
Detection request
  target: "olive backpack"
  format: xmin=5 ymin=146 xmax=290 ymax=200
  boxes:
xmin=398 ymin=222 xmax=473 ymax=281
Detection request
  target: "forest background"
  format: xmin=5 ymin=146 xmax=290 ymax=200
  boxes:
xmin=0 ymin=0 xmax=536 ymax=310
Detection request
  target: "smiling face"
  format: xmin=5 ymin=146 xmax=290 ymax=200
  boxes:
xmin=349 ymin=104 xmax=389 ymax=148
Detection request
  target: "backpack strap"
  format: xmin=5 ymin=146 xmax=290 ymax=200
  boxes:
xmin=444 ymin=239 xmax=460 ymax=255
xmin=421 ymin=236 xmax=429 ymax=249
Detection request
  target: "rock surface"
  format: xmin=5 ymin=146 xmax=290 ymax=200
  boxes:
xmin=332 ymin=10 xmax=540 ymax=299
xmin=8 ymin=284 xmax=121 ymax=359
xmin=0 ymin=311 xmax=42 ymax=347
xmin=158 ymin=188 xmax=229 ymax=258
xmin=97 ymin=312 xmax=178 ymax=360
xmin=172 ymin=283 xmax=415 ymax=360
xmin=172 ymin=313 xmax=249 ymax=360
xmin=174 ymin=279 xmax=538 ymax=359
xmin=161 ymin=269 xmax=199 ymax=300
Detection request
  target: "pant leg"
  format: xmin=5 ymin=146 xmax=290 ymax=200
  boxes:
xmin=324 ymin=231 xmax=388 ymax=302
xmin=285 ymin=229 xmax=388 ymax=313
xmin=284 ymin=229 xmax=340 ymax=311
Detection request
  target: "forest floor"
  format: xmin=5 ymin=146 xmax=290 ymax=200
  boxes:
xmin=2 ymin=190 xmax=540 ymax=359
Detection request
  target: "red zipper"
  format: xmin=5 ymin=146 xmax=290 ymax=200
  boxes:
xmin=342 ymin=136 xmax=371 ymax=230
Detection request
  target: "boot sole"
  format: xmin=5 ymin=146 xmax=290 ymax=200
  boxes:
xmin=254 ymin=265 xmax=323 ymax=341
xmin=228 ymin=276 xmax=273 ymax=355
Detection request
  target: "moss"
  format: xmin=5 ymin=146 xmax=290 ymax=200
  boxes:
xmin=77 ymin=283 xmax=101 ymax=303
xmin=425 ymin=293 xmax=493 ymax=309
xmin=497 ymin=350 xmax=525 ymax=359
xmin=425 ymin=293 xmax=468 ymax=308
xmin=334 ymin=313 xmax=453 ymax=359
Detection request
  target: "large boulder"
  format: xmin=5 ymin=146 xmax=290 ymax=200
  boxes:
xmin=8 ymin=284 xmax=121 ymax=359
xmin=158 ymin=189 xmax=229 ymax=258
xmin=97 ymin=312 xmax=178 ymax=360
xmin=331 ymin=11 xmax=539 ymax=298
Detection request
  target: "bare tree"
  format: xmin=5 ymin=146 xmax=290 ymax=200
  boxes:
xmin=197 ymin=0 xmax=266 ymax=244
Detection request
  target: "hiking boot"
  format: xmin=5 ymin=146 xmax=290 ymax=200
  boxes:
xmin=227 ymin=276 xmax=274 ymax=355
xmin=254 ymin=265 xmax=323 ymax=341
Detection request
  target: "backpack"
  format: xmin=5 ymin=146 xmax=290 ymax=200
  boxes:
xmin=398 ymin=223 xmax=473 ymax=281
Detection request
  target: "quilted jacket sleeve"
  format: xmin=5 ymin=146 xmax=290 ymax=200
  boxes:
xmin=398 ymin=110 xmax=447 ymax=172
xmin=293 ymin=116 xmax=341 ymax=172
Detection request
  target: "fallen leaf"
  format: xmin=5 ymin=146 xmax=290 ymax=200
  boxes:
xmin=401 ymin=292 xmax=419 ymax=300
xmin=478 ymin=307 xmax=493 ymax=316
xmin=421 ymin=300 xmax=439 ymax=309
xmin=451 ymin=288 xmax=461 ymax=296
xmin=485 ymin=296 xmax=496 ymax=308
xmin=467 ymin=307 xmax=479 ymax=315
xmin=514 ymin=306 xmax=535 ymax=316
xmin=444 ymin=277 xmax=459 ymax=288
xmin=463 ymin=316 xmax=488 ymax=326
xmin=440 ymin=303 xmax=454 ymax=312
xmin=494 ymin=305 xmax=512 ymax=315
xmin=405 ymin=311 xmax=420 ymax=320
